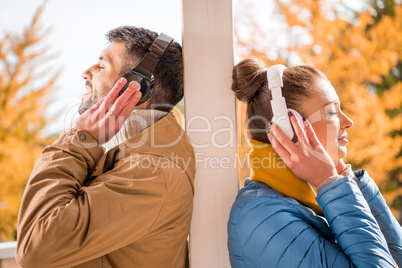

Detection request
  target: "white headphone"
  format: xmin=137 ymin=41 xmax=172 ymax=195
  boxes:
xmin=267 ymin=64 xmax=305 ymax=143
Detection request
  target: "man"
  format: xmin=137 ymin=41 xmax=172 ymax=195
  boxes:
xmin=16 ymin=26 xmax=196 ymax=268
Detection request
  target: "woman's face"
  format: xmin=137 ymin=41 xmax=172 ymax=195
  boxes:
xmin=302 ymin=78 xmax=353 ymax=160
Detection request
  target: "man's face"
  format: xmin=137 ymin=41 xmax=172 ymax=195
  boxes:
xmin=78 ymin=42 xmax=126 ymax=114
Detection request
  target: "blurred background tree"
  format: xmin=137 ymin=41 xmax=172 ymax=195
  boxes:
xmin=235 ymin=0 xmax=402 ymax=222
xmin=0 ymin=4 xmax=58 ymax=241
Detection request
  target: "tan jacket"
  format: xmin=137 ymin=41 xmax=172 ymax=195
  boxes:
xmin=16 ymin=113 xmax=196 ymax=268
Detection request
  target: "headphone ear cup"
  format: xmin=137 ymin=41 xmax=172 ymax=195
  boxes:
xmin=121 ymin=71 xmax=153 ymax=105
xmin=136 ymin=76 xmax=153 ymax=105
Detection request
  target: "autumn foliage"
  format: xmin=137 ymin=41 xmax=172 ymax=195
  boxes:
xmin=0 ymin=6 xmax=57 ymax=241
xmin=235 ymin=0 xmax=402 ymax=222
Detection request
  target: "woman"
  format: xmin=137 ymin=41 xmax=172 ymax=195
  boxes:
xmin=227 ymin=58 xmax=402 ymax=267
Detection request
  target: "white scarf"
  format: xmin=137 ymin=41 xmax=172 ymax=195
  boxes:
xmin=103 ymin=109 xmax=168 ymax=152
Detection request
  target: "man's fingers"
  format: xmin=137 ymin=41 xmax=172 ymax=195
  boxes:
xmin=114 ymin=91 xmax=142 ymax=130
xmin=108 ymin=77 xmax=128 ymax=100
xmin=118 ymin=91 xmax=142 ymax=118
xmin=86 ymin=98 xmax=104 ymax=114
xmin=107 ymin=81 xmax=140 ymax=116
xmin=99 ymin=77 xmax=128 ymax=112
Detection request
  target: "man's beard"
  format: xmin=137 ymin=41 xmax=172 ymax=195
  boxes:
xmin=78 ymin=98 xmax=94 ymax=115
xmin=78 ymin=79 xmax=118 ymax=115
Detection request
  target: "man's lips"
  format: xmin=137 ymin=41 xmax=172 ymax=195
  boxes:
xmin=85 ymin=86 xmax=92 ymax=94
xmin=80 ymin=79 xmax=93 ymax=100
xmin=82 ymin=86 xmax=92 ymax=98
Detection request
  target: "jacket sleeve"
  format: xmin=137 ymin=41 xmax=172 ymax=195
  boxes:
xmin=16 ymin=129 xmax=167 ymax=268
xmin=354 ymin=169 xmax=402 ymax=267
xmin=316 ymin=177 xmax=395 ymax=267
xmin=229 ymin=177 xmax=395 ymax=268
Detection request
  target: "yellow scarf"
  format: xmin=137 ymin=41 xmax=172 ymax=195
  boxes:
xmin=249 ymin=139 xmax=323 ymax=215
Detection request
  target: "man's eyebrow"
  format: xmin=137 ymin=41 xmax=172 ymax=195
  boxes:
xmin=98 ymin=56 xmax=111 ymax=66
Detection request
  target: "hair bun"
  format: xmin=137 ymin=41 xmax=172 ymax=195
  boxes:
xmin=231 ymin=58 xmax=267 ymax=102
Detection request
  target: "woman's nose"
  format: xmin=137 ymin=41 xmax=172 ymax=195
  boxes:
xmin=340 ymin=111 xmax=353 ymax=129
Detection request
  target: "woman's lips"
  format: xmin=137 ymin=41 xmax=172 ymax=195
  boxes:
xmin=338 ymin=135 xmax=348 ymax=144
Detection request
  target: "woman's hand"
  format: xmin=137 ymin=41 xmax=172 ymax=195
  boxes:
xmin=73 ymin=78 xmax=142 ymax=144
xmin=267 ymin=112 xmax=338 ymax=187
xmin=333 ymin=158 xmax=349 ymax=175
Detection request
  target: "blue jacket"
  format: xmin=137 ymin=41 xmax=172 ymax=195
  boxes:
xmin=228 ymin=170 xmax=402 ymax=267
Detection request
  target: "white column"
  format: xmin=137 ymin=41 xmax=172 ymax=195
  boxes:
xmin=182 ymin=0 xmax=239 ymax=267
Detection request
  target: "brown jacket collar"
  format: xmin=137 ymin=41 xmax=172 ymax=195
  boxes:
xmin=89 ymin=112 xmax=195 ymax=192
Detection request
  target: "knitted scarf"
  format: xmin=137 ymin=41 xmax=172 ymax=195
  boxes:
xmin=248 ymin=139 xmax=323 ymax=215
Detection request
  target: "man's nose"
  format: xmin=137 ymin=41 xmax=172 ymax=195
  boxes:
xmin=82 ymin=67 xmax=93 ymax=81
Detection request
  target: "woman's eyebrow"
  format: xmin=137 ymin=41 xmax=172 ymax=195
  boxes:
xmin=323 ymin=100 xmax=340 ymax=106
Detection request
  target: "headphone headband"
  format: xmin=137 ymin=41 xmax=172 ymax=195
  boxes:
xmin=267 ymin=65 xmax=286 ymax=89
xmin=134 ymin=33 xmax=174 ymax=78
xmin=119 ymin=32 xmax=174 ymax=104
xmin=267 ymin=64 xmax=286 ymax=100
xmin=267 ymin=64 xmax=301 ymax=142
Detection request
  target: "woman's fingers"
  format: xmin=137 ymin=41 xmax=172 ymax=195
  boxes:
xmin=304 ymin=119 xmax=322 ymax=151
xmin=267 ymin=131 xmax=291 ymax=161
xmin=289 ymin=112 xmax=308 ymax=144
xmin=269 ymin=122 xmax=298 ymax=156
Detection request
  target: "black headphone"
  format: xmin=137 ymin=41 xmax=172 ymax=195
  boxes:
xmin=118 ymin=33 xmax=174 ymax=105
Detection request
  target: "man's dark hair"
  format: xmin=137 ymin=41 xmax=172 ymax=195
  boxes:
xmin=106 ymin=26 xmax=183 ymax=112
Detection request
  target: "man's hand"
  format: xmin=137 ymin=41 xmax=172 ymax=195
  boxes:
xmin=73 ymin=78 xmax=142 ymax=144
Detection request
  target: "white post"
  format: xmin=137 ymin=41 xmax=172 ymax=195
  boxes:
xmin=182 ymin=0 xmax=239 ymax=267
